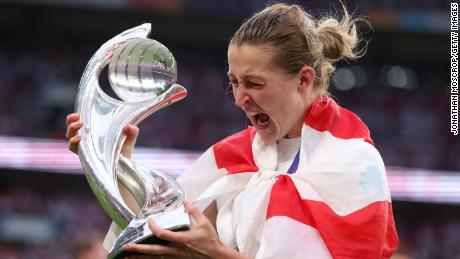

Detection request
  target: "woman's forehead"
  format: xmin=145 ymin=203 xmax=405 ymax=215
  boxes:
xmin=228 ymin=43 xmax=273 ymax=59
xmin=227 ymin=44 xmax=277 ymax=76
xmin=227 ymin=71 xmax=266 ymax=82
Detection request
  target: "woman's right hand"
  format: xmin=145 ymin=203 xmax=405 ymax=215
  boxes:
xmin=65 ymin=113 xmax=139 ymax=158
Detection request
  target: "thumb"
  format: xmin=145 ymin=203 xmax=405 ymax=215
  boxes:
xmin=121 ymin=124 xmax=139 ymax=158
xmin=124 ymin=124 xmax=139 ymax=145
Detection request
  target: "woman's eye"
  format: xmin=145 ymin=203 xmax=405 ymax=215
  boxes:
xmin=229 ymin=81 xmax=238 ymax=88
xmin=247 ymin=81 xmax=263 ymax=88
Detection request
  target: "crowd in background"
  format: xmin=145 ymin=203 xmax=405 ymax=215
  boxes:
xmin=0 ymin=44 xmax=456 ymax=171
xmin=0 ymin=186 xmax=459 ymax=259
xmin=0 ymin=187 xmax=108 ymax=259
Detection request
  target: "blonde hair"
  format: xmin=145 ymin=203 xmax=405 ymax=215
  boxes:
xmin=230 ymin=2 xmax=366 ymax=94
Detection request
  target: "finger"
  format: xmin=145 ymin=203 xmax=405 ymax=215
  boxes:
xmin=65 ymin=121 xmax=83 ymax=139
xmin=148 ymin=220 xmax=188 ymax=244
xmin=68 ymin=135 xmax=81 ymax=154
xmin=120 ymin=124 xmax=139 ymax=158
xmin=123 ymin=124 xmax=139 ymax=145
xmin=66 ymin=113 xmax=80 ymax=127
xmin=183 ymin=201 xmax=207 ymax=223
xmin=123 ymin=243 xmax=182 ymax=255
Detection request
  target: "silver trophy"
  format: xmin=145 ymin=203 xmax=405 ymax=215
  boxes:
xmin=75 ymin=24 xmax=190 ymax=259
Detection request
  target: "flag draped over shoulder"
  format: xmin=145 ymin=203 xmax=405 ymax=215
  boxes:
xmin=177 ymin=96 xmax=399 ymax=259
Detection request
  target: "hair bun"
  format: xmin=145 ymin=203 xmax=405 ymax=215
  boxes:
xmin=316 ymin=15 xmax=359 ymax=61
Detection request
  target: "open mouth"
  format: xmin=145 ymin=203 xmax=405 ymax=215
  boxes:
xmin=247 ymin=111 xmax=270 ymax=130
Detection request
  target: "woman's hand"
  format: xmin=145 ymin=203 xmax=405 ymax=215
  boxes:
xmin=65 ymin=113 xmax=139 ymax=158
xmin=123 ymin=201 xmax=250 ymax=259
xmin=66 ymin=113 xmax=83 ymax=154
xmin=119 ymin=123 xmax=139 ymax=159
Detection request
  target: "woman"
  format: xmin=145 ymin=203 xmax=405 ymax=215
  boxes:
xmin=66 ymin=3 xmax=398 ymax=258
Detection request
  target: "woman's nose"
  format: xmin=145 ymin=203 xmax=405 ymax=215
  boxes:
xmin=234 ymin=87 xmax=250 ymax=108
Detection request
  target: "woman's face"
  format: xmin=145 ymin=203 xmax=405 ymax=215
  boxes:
xmin=228 ymin=44 xmax=313 ymax=144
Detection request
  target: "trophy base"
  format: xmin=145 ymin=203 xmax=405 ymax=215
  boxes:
xmin=109 ymin=225 xmax=189 ymax=259
xmin=108 ymin=205 xmax=191 ymax=259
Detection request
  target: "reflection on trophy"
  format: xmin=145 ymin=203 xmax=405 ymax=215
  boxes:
xmin=75 ymin=24 xmax=190 ymax=259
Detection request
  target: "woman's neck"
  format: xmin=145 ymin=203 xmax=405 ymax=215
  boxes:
xmin=284 ymin=129 xmax=301 ymax=138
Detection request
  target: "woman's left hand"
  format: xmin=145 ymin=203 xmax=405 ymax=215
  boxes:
xmin=123 ymin=201 xmax=225 ymax=259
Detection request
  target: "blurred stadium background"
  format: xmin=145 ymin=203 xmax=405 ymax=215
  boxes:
xmin=0 ymin=0 xmax=458 ymax=258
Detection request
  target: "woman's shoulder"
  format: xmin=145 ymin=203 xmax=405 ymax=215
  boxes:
xmin=306 ymin=96 xmax=374 ymax=145
xmin=214 ymin=127 xmax=257 ymax=148
xmin=211 ymin=127 xmax=259 ymax=174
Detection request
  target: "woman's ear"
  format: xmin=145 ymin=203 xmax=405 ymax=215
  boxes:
xmin=298 ymin=66 xmax=316 ymax=93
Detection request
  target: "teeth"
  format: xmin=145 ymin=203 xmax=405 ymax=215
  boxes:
xmin=247 ymin=111 xmax=258 ymax=116
xmin=259 ymin=120 xmax=269 ymax=126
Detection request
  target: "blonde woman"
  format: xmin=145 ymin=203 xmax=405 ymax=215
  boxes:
xmin=66 ymin=3 xmax=399 ymax=258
